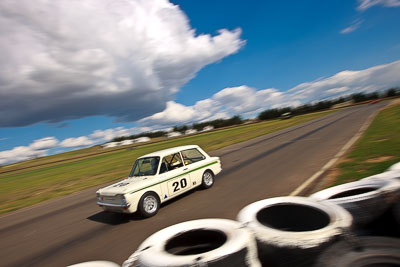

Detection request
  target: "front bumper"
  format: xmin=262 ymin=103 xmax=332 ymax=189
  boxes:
xmin=96 ymin=201 xmax=131 ymax=208
xmin=97 ymin=200 xmax=133 ymax=213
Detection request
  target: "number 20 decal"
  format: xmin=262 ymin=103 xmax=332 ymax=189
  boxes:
xmin=173 ymin=178 xmax=187 ymax=192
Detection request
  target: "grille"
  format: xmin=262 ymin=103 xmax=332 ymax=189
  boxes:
xmin=101 ymin=195 xmax=122 ymax=205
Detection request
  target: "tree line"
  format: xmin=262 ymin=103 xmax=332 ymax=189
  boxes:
xmin=258 ymin=87 xmax=399 ymax=120
xmin=111 ymin=116 xmax=244 ymax=142
xmin=112 ymin=130 xmax=166 ymax=142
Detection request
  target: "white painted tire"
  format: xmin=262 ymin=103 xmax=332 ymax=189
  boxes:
xmin=123 ymin=219 xmax=261 ymax=267
xmin=68 ymin=261 xmax=120 ymax=267
xmin=310 ymin=178 xmax=400 ymax=226
xmin=237 ymin=196 xmax=352 ymax=267
xmin=388 ymin=161 xmax=400 ymax=172
xmin=362 ymin=170 xmax=400 ymax=181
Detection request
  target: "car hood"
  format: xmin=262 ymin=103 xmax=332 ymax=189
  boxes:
xmin=97 ymin=176 xmax=153 ymax=196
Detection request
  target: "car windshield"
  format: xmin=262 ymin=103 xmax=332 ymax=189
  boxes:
xmin=129 ymin=157 xmax=160 ymax=177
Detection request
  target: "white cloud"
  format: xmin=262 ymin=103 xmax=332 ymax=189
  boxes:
xmin=89 ymin=126 xmax=150 ymax=142
xmin=139 ymin=102 xmax=197 ymax=127
xmin=2 ymin=59 xmax=400 ymax=165
xmin=0 ymin=0 xmax=244 ymax=127
xmin=212 ymin=86 xmax=288 ymax=115
xmin=29 ymin=137 xmax=59 ymax=150
xmin=59 ymin=136 xmax=94 ymax=148
xmin=0 ymin=126 xmax=146 ymax=164
xmin=326 ymin=87 xmax=349 ymax=94
xmin=0 ymin=146 xmax=47 ymax=165
xmin=288 ymin=60 xmax=400 ymax=101
xmin=90 ymin=127 xmax=131 ymax=143
xmin=358 ymin=0 xmax=400 ymax=10
xmin=140 ymin=60 xmax=400 ymax=126
xmin=340 ymin=20 xmax=363 ymax=34
xmin=140 ymin=85 xmax=298 ymax=127
xmin=139 ymin=99 xmax=227 ymax=127
xmin=59 ymin=125 xmax=150 ymax=148
xmin=0 ymin=137 xmax=58 ymax=165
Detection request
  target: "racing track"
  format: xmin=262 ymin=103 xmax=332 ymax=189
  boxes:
xmin=0 ymin=102 xmax=388 ymax=267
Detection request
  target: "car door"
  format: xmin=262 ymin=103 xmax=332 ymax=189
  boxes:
xmin=181 ymin=148 xmax=207 ymax=186
xmin=159 ymin=152 xmax=192 ymax=200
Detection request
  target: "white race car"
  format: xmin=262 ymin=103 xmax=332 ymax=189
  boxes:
xmin=96 ymin=145 xmax=222 ymax=217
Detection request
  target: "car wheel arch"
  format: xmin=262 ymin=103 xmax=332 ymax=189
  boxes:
xmin=204 ymin=169 xmax=214 ymax=176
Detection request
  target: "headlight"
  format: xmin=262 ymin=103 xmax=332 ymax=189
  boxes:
xmin=97 ymin=193 xmax=101 ymax=201
xmin=120 ymin=194 xmax=128 ymax=205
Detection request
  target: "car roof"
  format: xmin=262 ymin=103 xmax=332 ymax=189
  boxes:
xmin=138 ymin=145 xmax=201 ymax=159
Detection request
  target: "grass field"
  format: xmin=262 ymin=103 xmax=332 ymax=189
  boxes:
xmin=334 ymin=101 xmax=400 ymax=185
xmin=0 ymin=110 xmax=337 ymax=214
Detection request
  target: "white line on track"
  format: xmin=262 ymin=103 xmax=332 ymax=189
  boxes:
xmin=289 ymin=105 xmax=383 ymax=196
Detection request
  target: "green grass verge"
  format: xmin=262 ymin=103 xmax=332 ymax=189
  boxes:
xmin=0 ymin=110 xmax=337 ymax=214
xmin=335 ymin=102 xmax=400 ymax=185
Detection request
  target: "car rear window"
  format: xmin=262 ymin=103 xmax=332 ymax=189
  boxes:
xmin=181 ymin=148 xmax=205 ymax=165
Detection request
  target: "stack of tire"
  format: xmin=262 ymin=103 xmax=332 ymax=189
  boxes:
xmin=118 ymin=197 xmax=353 ymax=267
xmin=309 ymin=164 xmax=400 ymax=266
xmin=70 ymin=163 xmax=400 ymax=267
xmin=310 ymin=168 xmax=400 ymax=233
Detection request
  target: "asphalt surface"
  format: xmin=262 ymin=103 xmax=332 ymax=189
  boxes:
xmin=0 ymin=102 xmax=387 ymax=267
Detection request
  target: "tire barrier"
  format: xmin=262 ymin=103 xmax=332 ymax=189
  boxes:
xmin=73 ymin=168 xmax=400 ymax=266
xmin=315 ymin=236 xmax=400 ymax=266
xmin=355 ymin=202 xmax=400 ymax=238
xmin=310 ymin=178 xmax=400 ymax=226
xmin=388 ymin=161 xmax=400 ymax=172
xmin=122 ymin=219 xmax=261 ymax=267
xmin=394 ymin=200 xmax=400 ymax=221
xmin=68 ymin=261 xmax=121 ymax=267
xmin=393 ymin=201 xmax=400 ymax=233
xmin=360 ymin=161 xmax=400 ymax=182
xmin=362 ymin=170 xmax=400 ymax=181
xmin=236 ymin=196 xmax=352 ymax=267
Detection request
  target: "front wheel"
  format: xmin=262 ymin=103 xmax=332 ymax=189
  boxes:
xmin=201 ymin=170 xmax=214 ymax=189
xmin=138 ymin=192 xmax=160 ymax=218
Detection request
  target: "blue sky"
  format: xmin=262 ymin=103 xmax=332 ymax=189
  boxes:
xmin=173 ymin=0 xmax=400 ymax=104
xmin=0 ymin=0 xmax=400 ymax=165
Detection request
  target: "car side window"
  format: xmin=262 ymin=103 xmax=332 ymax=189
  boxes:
xmin=160 ymin=153 xmax=184 ymax=173
xmin=159 ymin=161 xmax=168 ymax=174
xmin=181 ymin=148 xmax=206 ymax=165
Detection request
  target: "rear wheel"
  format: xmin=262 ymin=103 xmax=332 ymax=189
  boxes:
xmin=201 ymin=170 xmax=214 ymax=189
xmin=138 ymin=192 xmax=160 ymax=218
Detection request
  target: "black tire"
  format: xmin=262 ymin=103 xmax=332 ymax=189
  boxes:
xmin=315 ymin=236 xmax=400 ymax=266
xmin=201 ymin=170 xmax=214 ymax=189
xmin=394 ymin=201 xmax=400 ymax=227
xmin=138 ymin=192 xmax=160 ymax=218
xmin=237 ymin=196 xmax=353 ymax=267
xmin=125 ymin=219 xmax=261 ymax=267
